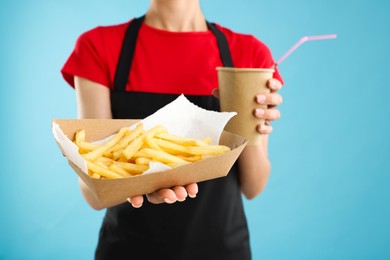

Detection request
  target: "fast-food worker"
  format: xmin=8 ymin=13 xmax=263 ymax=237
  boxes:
xmin=61 ymin=0 xmax=283 ymax=259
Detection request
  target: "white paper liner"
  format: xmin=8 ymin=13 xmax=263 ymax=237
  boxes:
xmin=52 ymin=123 xmax=88 ymax=173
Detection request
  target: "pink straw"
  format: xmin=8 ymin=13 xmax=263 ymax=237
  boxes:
xmin=276 ymin=34 xmax=337 ymax=66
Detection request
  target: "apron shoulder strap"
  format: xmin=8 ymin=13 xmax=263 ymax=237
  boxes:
xmin=113 ymin=16 xmax=234 ymax=92
xmin=206 ymin=22 xmax=234 ymax=68
xmin=114 ymin=15 xmax=145 ymax=92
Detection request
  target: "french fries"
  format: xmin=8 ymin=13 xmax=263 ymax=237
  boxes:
xmin=74 ymin=123 xmax=231 ymax=179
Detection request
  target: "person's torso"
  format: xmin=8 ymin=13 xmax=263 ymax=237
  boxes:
xmin=95 ymin=17 xmax=252 ymax=260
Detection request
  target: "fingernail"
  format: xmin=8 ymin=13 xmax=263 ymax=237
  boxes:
xmin=257 ymin=94 xmax=266 ymax=103
xmin=260 ymin=125 xmax=266 ymax=131
xmin=164 ymin=198 xmax=175 ymax=204
xmin=178 ymin=198 xmax=186 ymax=202
xmin=128 ymin=198 xmax=142 ymax=208
xmin=269 ymin=79 xmax=276 ymax=88
xmin=256 ymin=109 xmax=264 ymax=116
xmin=189 ymin=194 xmax=197 ymax=198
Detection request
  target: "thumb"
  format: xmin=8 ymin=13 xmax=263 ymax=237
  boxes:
xmin=211 ymin=88 xmax=220 ymax=99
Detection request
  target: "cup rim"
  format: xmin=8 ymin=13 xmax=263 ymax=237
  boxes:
xmin=216 ymin=67 xmax=275 ymax=72
xmin=216 ymin=67 xmax=275 ymax=73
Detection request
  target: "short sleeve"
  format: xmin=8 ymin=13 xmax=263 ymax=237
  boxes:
xmin=253 ymin=38 xmax=284 ymax=85
xmin=61 ymin=27 xmax=110 ymax=89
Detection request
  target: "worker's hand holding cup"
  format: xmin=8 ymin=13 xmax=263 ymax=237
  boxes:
xmin=216 ymin=67 xmax=283 ymax=145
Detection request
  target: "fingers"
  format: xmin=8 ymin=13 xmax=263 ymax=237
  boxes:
xmin=257 ymin=124 xmax=273 ymax=135
xmin=186 ymin=183 xmax=198 ymax=198
xmin=145 ymin=183 xmax=199 ymax=205
xmin=254 ymin=107 xmax=281 ymax=121
xmin=172 ymin=186 xmax=188 ymax=202
xmin=254 ymin=79 xmax=283 ymax=135
xmin=254 ymin=92 xmax=282 ymax=122
xmin=212 ymin=88 xmax=219 ymax=99
xmin=267 ymin=79 xmax=283 ymax=92
xmin=127 ymin=195 xmax=144 ymax=208
xmin=146 ymin=188 xmax=177 ymax=204
xmin=256 ymin=92 xmax=283 ymax=106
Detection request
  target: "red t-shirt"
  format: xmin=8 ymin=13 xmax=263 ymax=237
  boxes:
xmin=62 ymin=20 xmax=282 ymax=95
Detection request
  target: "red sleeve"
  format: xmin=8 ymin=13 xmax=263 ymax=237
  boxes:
xmin=61 ymin=27 xmax=110 ymax=89
xmin=252 ymin=37 xmax=284 ymax=85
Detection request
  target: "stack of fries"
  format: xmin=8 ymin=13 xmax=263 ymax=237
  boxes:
xmin=74 ymin=123 xmax=231 ymax=179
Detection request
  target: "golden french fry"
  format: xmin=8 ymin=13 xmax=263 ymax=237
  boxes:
xmin=76 ymin=124 xmax=231 ymax=179
xmin=104 ymin=123 xmax=144 ymax=156
xmin=144 ymin=136 xmax=162 ymax=151
xmin=96 ymin=161 xmax=109 ymax=169
xmin=78 ymin=148 xmax=91 ymax=154
xmin=112 ymin=149 xmax=124 ymax=161
xmin=142 ymin=148 xmax=186 ymax=164
xmin=117 ymin=156 xmax=129 ymax=162
xmin=187 ymin=145 xmax=231 ymax=156
xmin=95 ymin=157 xmax=114 ymax=163
xmin=84 ymin=127 xmax=129 ymax=161
xmin=144 ymin=125 xmax=168 ymax=137
xmin=155 ymin=133 xmax=198 ymax=146
xmin=133 ymin=150 xmax=153 ymax=159
xmin=94 ymin=157 xmax=114 ymax=167
xmin=167 ymin=161 xmax=191 ymax=168
xmin=75 ymin=130 xmax=86 ymax=144
xmin=155 ymin=132 xmax=211 ymax=146
xmin=123 ymin=135 xmax=144 ymax=160
xmin=91 ymin=173 xmax=101 ymax=179
xmin=121 ymin=125 xmax=167 ymax=159
xmin=78 ymin=142 xmax=100 ymax=152
xmin=153 ymin=138 xmax=191 ymax=155
xmin=75 ymin=130 xmax=100 ymax=152
xmin=86 ymin=161 xmax=123 ymax=179
xmin=109 ymin=164 xmax=132 ymax=177
xmin=135 ymin=157 xmax=151 ymax=165
xmin=114 ymin=162 xmax=149 ymax=175
xmin=177 ymin=155 xmax=203 ymax=162
xmin=103 ymin=131 xmax=130 ymax=157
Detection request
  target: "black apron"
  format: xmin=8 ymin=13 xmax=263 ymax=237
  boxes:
xmin=95 ymin=16 xmax=251 ymax=260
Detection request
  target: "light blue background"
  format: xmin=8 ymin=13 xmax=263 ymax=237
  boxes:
xmin=1 ymin=0 xmax=389 ymax=259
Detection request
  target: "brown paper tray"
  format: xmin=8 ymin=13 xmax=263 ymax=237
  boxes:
xmin=53 ymin=119 xmax=247 ymax=206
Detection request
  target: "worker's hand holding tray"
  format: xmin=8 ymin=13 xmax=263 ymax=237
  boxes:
xmin=52 ymin=95 xmax=248 ymax=206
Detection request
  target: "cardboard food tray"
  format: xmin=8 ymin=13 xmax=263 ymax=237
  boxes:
xmin=53 ymin=119 xmax=247 ymax=206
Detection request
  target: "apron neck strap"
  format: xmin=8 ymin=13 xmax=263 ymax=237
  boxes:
xmin=206 ymin=21 xmax=234 ymax=68
xmin=114 ymin=15 xmax=145 ymax=92
xmin=114 ymin=15 xmax=234 ymax=92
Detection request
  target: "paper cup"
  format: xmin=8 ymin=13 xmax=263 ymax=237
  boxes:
xmin=217 ymin=67 xmax=274 ymax=145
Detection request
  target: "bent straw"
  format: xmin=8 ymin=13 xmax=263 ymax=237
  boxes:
xmin=275 ymin=34 xmax=337 ymax=66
